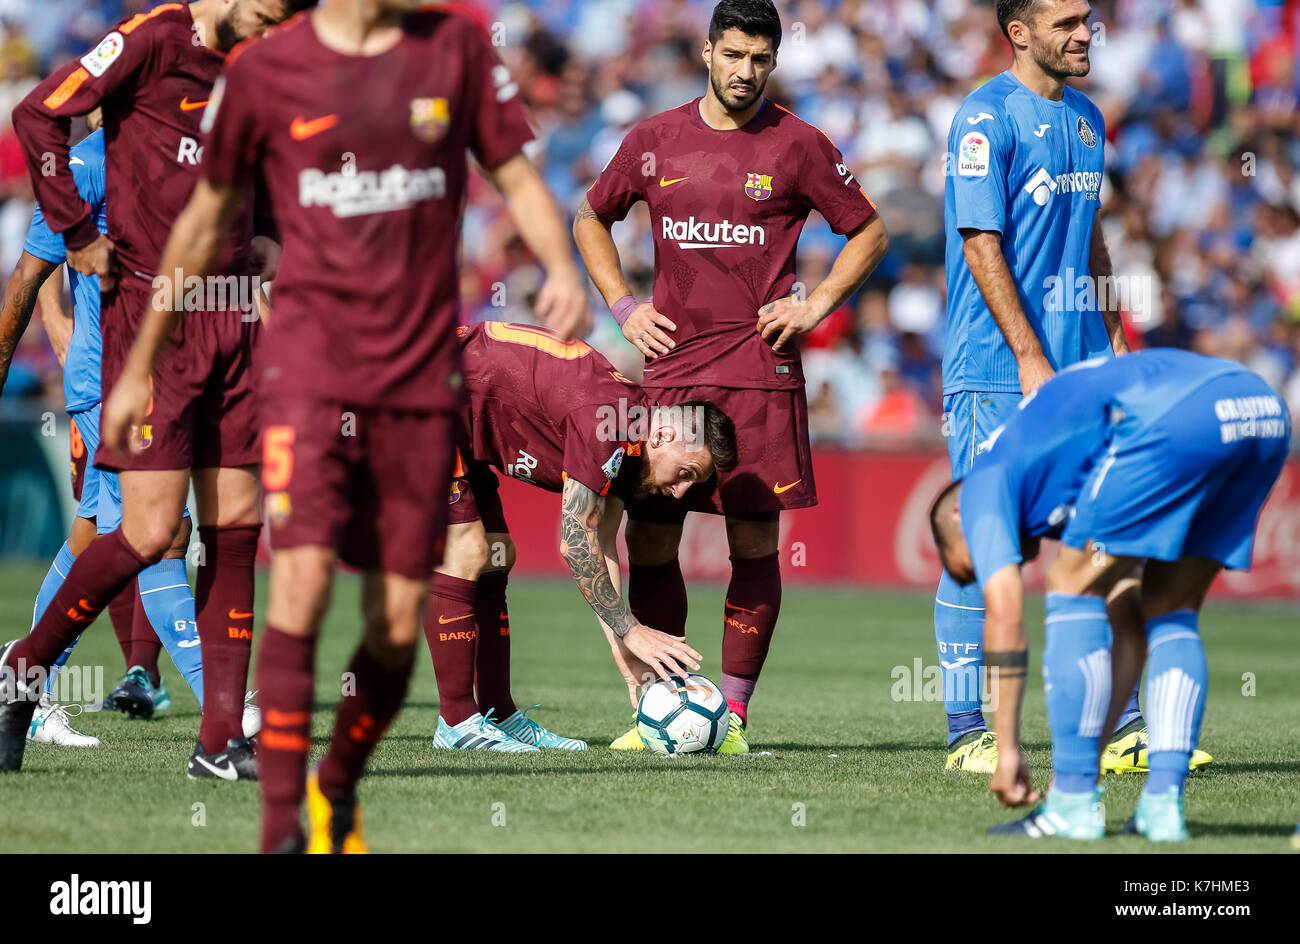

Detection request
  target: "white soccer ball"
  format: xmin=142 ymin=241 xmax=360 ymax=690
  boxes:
xmin=636 ymin=674 xmax=729 ymax=756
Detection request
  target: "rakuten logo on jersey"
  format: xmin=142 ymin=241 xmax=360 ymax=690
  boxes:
xmin=661 ymin=216 xmax=766 ymax=250
xmin=299 ymin=165 xmax=446 ymax=218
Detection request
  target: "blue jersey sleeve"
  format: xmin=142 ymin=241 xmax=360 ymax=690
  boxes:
xmin=948 ymin=99 xmax=1012 ymax=234
xmin=22 ymin=203 xmax=66 ymax=265
xmin=960 ymin=464 xmax=1024 ymax=588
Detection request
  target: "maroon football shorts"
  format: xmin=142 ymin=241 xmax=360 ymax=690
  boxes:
xmin=446 ymin=457 xmax=510 ymax=534
xmin=260 ymin=392 xmax=459 ymax=580
xmin=69 ymin=413 xmax=87 ymax=502
xmin=625 ymin=383 xmax=816 ymax=524
xmin=96 ymin=275 xmax=260 ymax=472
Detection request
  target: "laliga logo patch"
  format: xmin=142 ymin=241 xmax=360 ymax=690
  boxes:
xmin=602 ymin=446 xmax=627 ymax=481
xmin=744 ymin=172 xmax=773 ymax=201
xmin=410 ymin=97 xmax=450 ymax=143
xmin=958 ymin=132 xmax=990 ymax=177
xmin=81 ymin=31 xmax=124 ymax=77
xmin=448 ymin=480 xmax=462 ymax=504
xmin=1077 ymin=116 xmax=1097 ymax=148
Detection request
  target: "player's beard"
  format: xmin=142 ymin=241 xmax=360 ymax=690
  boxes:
xmin=1032 ymin=39 xmax=1091 ymax=80
xmin=214 ymin=11 xmax=242 ymax=53
xmin=631 ymin=457 xmax=664 ymax=500
xmin=709 ymin=68 xmax=766 ymax=113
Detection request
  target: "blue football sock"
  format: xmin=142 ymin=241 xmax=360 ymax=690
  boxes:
xmin=1117 ymin=683 xmax=1142 ymax=729
xmin=935 ymin=570 xmax=987 ymax=744
xmin=32 ymin=541 xmax=81 ymax=697
xmin=1043 ymin=592 xmax=1111 ymax=795
xmin=137 ymin=559 xmax=204 ymax=704
xmin=1144 ymin=610 xmax=1207 ymax=797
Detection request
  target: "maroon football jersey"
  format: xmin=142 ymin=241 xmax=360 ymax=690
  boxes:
xmin=14 ymin=3 xmax=253 ymax=282
xmin=202 ymin=10 xmax=534 ymax=411
xmin=459 ymin=322 xmax=649 ymax=496
xmin=585 ymin=99 xmax=876 ymax=391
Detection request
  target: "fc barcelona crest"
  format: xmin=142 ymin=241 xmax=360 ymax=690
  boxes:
xmin=744 ymin=172 xmax=773 ymax=201
xmin=410 ymin=97 xmax=450 ymax=142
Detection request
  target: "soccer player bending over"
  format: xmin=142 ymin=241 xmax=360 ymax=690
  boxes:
xmin=928 ymin=351 xmax=1289 ymax=841
xmin=424 ymin=323 xmax=736 ymax=752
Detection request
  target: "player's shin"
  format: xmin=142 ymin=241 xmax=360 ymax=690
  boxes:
xmin=1143 ymin=610 xmax=1207 ymax=799
xmin=138 ymin=559 xmax=204 ymax=701
xmin=11 ymin=528 xmax=153 ymax=673
xmin=628 ymin=557 xmax=688 ymax=637
xmin=1043 ymin=593 xmax=1112 ymax=794
xmin=195 ymin=524 xmax=260 ymax=754
xmin=256 ymin=625 xmax=316 ymax=853
xmin=424 ymin=573 xmax=480 ymax=726
xmin=719 ymin=552 xmax=781 ymax=725
xmin=473 ymin=571 xmax=514 ymax=718
xmin=316 ymin=639 xmax=415 ymax=801
xmin=935 ymin=570 xmax=987 ymax=743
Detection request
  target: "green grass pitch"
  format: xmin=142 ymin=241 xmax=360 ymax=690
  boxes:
xmin=0 ymin=563 xmax=1295 ymax=853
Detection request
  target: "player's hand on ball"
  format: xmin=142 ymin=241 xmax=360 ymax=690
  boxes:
xmin=1016 ymin=354 xmax=1055 ymax=396
xmin=66 ymin=234 xmax=118 ymax=292
xmin=622 ymin=303 xmax=676 ymax=358
xmin=102 ymin=370 xmax=152 ymax=454
xmin=757 ymin=296 xmax=821 ymax=352
xmin=623 ymin=624 xmax=701 ymax=682
xmin=990 ymin=750 xmax=1040 ymax=808
xmin=536 ymin=267 xmax=592 ymax=340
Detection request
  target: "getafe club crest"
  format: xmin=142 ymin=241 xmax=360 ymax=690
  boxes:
xmin=744 ymin=172 xmax=773 ymax=201
xmin=410 ymin=97 xmax=450 ymax=142
xmin=1077 ymin=116 xmax=1097 ymax=148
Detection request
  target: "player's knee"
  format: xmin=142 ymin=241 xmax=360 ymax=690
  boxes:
xmin=123 ymin=517 xmax=178 ymax=564
xmin=725 ymin=517 xmax=779 ymax=559
xmin=442 ymin=526 xmax=491 ymax=579
xmin=625 ymin=520 xmax=681 ymax=565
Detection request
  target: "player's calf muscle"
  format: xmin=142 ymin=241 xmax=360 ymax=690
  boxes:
xmin=267 ymin=547 xmax=336 ymax=634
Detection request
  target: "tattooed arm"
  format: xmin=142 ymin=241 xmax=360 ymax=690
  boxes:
xmin=560 ymin=477 xmax=702 ymax=681
xmin=0 ymin=252 xmax=60 ymax=395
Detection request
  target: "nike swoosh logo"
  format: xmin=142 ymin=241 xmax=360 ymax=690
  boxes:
xmin=193 ymin=755 xmax=237 ymax=780
xmin=180 ymin=97 xmax=209 ymax=112
xmin=228 ymin=609 xmax=254 ymax=620
xmin=438 ymin=613 xmax=472 ymax=624
xmin=773 ymin=480 xmax=801 ymax=494
xmin=70 ymin=156 xmax=85 ymax=167
xmin=659 ymin=176 xmax=688 ymax=187
xmin=290 ymin=114 xmax=339 ymax=140
xmin=725 ymin=598 xmax=757 ymax=614
xmin=1035 ymin=124 xmax=1051 ymax=137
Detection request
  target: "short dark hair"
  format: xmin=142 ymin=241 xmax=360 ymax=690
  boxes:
xmin=708 ymin=0 xmax=782 ymax=53
xmin=996 ymin=0 xmax=1041 ymax=41
xmin=928 ymin=479 xmax=964 ymax=565
xmin=670 ymin=399 xmax=739 ymax=475
xmin=284 ymin=0 xmax=320 ymax=14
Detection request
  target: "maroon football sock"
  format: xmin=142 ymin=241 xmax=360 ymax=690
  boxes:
xmin=256 ymin=625 xmax=316 ymax=854
xmin=12 ymin=528 xmax=151 ymax=672
xmin=474 ymin=571 xmax=515 ymax=718
xmin=423 ymin=573 xmax=479 ymax=726
xmin=128 ymin=586 xmax=161 ymax=687
xmin=106 ymin=584 xmax=137 ymax=669
xmin=195 ymin=524 xmax=260 ymax=753
xmin=719 ymin=553 xmax=782 ymax=725
xmin=316 ymin=640 xmax=414 ymax=802
xmin=628 ymin=557 xmax=687 ymax=637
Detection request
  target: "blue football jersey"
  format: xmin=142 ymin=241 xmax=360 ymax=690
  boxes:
xmin=23 ymin=130 xmax=107 ymax=414
xmin=959 ymin=350 xmax=1257 ymax=587
xmin=943 ymin=71 xmax=1112 ymax=396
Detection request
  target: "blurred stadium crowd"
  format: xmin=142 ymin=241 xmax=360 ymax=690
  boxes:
xmin=1 ymin=0 xmax=1299 ymax=449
